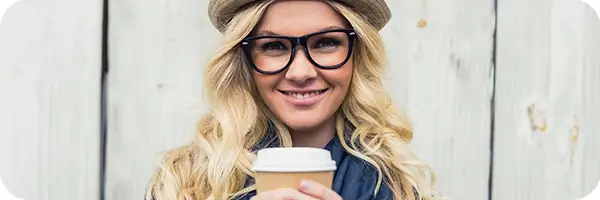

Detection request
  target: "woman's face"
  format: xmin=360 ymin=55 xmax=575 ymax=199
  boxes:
xmin=250 ymin=0 xmax=354 ymax=132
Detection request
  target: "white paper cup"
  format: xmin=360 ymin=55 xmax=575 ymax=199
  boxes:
xmin=252 ymin=147 xmax=337 ymax=193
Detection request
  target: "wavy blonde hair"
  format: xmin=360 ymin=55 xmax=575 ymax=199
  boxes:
xmin=145 ymin=1 xmax=440 ymax=200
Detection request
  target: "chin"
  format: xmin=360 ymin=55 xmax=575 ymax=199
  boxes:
xmin=286 ymin=124 xmax=317 ymax=132
xmin=281 ymin=117 xmax=323 ymax=132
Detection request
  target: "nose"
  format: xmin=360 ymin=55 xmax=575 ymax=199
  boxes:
xmin=285 ymin=49 xmax=317 ymax=83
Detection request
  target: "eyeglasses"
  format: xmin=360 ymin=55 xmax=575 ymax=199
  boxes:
xmin=240 ymin=29 xmax=357 ymax=74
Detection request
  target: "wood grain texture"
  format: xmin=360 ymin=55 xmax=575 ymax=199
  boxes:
xmin=380 ymin=0 xmax=496 ymax=199
xmin=0 ymin=0 xmax=103 ymax=199
xmin=105 ymin=0 xmax=220 ymax=199
xmin=494 ymin=0 xmax=600 ymax=199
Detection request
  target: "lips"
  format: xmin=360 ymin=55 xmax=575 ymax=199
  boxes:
xmin=278 ymin=88 xmax=329 ymax=107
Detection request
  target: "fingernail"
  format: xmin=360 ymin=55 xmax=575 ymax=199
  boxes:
xmin=300 ymin=180 xmax=312 ymax=189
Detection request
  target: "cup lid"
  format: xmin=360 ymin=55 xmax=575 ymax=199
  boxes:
xmin=252 ymin=147 xmax=337 ymax=172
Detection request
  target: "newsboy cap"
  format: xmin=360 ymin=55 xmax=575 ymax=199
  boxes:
xmin=207 ymin=0 xmax=392 ymax=33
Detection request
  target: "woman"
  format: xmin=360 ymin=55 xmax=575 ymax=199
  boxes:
xmin=145 ymin=0 xmax=439 ymax=199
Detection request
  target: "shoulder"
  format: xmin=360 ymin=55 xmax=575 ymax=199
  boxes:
xmin=342 ymin=156 xmax=421 ymax=200
xmin=335 ymin=154 xmax=393 ymax=200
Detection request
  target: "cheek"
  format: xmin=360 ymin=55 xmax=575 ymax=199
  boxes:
xmin=326 ymin=62 xmax=353 ymax=91
xmin=252 ymin=72 xmax=280 ymax=99
xmin=252 ymin=72 xmax=271 ymax=90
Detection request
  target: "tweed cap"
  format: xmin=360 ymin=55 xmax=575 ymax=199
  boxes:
xmin=207 ymin=0 xmax=391 ymax=33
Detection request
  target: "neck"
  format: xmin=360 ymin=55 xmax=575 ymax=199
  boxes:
xmin=290 ymin=117 xmax=336 ymax=148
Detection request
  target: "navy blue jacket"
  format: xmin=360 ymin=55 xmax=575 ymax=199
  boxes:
xmin=235 ymin=122 xmax=393 ymax=200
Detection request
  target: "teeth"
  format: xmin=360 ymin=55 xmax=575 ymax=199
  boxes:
xmin=286 ymin=90 xmax=324 ymax=99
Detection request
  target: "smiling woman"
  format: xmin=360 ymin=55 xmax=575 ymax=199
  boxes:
xmin=144 ymin=0 xmax=440 ymax=200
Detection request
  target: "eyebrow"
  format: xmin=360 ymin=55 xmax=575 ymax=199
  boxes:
xmin=254 ymin=25 xmax=346 ymax=37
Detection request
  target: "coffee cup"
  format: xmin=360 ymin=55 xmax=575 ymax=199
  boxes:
xmin=252 ymin=147 xmax=337 ymax=193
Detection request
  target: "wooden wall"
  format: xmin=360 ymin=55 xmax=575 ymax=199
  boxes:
xmin=494 ymin=0 xmax=600 ymax=199
xmin=380 ymin=0 xmax=495 ymax=199
xmin=104 ymin=0 xmax=217 ymax=199
xmin=0 ymin=0 xmax=598 ymax=200
xmin=0 ymin=0 xmax=103 ymax=199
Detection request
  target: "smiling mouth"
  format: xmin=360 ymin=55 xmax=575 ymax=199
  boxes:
xmin=278 ymin=88 xmax=329 ymax=99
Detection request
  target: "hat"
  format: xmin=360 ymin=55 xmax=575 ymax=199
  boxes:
xmin=208 ymin=0 xmax=391 ymax=33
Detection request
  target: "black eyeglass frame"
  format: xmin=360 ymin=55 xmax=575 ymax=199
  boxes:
xmin=239 ymin=29 xmax=357 ymax=75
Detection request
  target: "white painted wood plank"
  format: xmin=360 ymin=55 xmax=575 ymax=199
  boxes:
xmin=0 ymin=0 xmax=103 ymax=199
xmin=494 ymin=0 xmax=600 ymax=199
xmin=105 ymin=0 xmax=220 ymax=199
xmin=578 ymin=6 xmax=600 ymax=196
xmin=380 ymin=0 xmax=496 ymax=199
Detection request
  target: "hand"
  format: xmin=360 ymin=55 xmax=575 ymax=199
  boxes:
xmin=250 ymin=188 xmax=318 ymax=200
xmin=249 ymin=180 xmax=342 ymax=200
xmin=298 ymin=180 xmax=343 ymax=200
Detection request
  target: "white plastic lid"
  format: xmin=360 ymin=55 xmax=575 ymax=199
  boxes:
xmin=253 ymin=147 xmax=337 ymax=172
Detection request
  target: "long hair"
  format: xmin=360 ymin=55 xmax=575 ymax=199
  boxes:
xmin=145 ymin=1 xmax=440 ymax=200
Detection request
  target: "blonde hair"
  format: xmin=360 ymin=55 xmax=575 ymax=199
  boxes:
xmin=145 ymin=1 xmax=440 ymax=200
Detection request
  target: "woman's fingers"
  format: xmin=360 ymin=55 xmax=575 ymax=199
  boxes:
xmin=250 ymin=181 xmax=343 ymax=200
xmin=250 ymin=188 xmax=319 ymax=200
xmin=298 ymin=180 xmax=343 ymax=200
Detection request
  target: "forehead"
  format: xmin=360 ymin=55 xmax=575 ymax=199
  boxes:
xmin=255 ymin=0 xmax=349 ymax=36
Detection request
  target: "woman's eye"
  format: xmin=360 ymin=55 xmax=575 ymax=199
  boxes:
xmin=261 ymin=42 xmax=287 ymax=51
xmin=314 ymin=38 xmax=341 ymax=49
